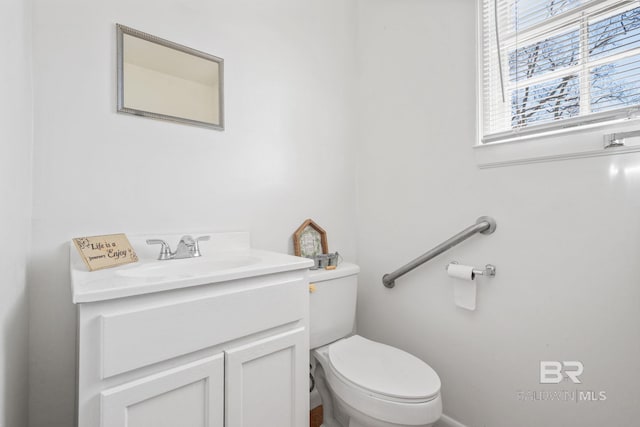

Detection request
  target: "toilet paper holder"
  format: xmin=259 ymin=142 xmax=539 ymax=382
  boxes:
xmin=446 ymin=261 xmax=496 ymax=278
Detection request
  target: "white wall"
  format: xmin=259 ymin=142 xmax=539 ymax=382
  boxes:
xmin=0 ymin=0 xmax=32 ymax=426
xmin=355 ymin=1 xmax=640 ymax=426
xmin=28 ymin=0 xmax=357 ymax=425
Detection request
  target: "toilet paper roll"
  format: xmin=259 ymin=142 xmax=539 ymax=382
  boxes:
xmin=446 ymin=263 xmax=475 ymax=281
xmin=447 ymin=264 xmax=476 ymax=311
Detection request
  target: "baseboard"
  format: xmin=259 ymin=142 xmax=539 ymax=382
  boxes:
xmin=437 ymin=413 xmax=468 ymax=427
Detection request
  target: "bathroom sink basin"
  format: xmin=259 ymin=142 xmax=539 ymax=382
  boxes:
xmin=116 ymin=255 xmax=261 ymax=279
xmin=70 ymin=231 xmax=315 ymax=303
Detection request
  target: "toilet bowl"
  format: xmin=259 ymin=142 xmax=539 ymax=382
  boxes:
xmin=309 ymin=264 xmax=442 ymax=427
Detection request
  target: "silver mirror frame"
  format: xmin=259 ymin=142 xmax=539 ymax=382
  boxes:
xmin=116 ymin=24 xmax=225 ymax=131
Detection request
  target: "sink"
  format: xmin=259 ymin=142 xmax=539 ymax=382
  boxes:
xmin=116 ymin=255 xmax=261 ymax=279
xmin=71 ymin=231 xmax=315 ymax=303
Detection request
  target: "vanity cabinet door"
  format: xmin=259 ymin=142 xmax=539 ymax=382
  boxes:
xmin=101 ymin=353 xmax=224 ymax=427
xmin=225 ymin=327 xmax=308 ymax=427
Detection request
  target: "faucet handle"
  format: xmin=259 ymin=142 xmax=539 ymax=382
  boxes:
xmin=146 ymin=239 xmax=172 ymax=260
xmin=193 ymin=235 xmax=210 ymax=257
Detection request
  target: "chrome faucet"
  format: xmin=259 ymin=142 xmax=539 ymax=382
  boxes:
xmin=146 ymin=235 xmax=210 ymax=260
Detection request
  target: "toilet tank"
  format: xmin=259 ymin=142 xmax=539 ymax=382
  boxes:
xmin=309 ymin=262 xmax=360 ymax=349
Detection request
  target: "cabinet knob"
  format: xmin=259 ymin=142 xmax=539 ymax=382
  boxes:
xmin=309 ymin=284 xmax=316 ymax=293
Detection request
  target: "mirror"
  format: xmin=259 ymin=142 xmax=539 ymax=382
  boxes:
xmin=117 ymin=24 xmax=224 ymax=130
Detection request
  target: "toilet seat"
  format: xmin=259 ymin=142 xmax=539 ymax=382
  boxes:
xmin=328 ymin=335 xmax=441 ymax=402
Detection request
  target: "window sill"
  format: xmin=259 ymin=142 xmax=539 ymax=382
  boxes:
xmin=475 ymin=119 xmax=640 ymax=168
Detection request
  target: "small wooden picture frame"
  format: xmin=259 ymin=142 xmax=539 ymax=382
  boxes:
xmin=293 ymin=219 xmax=328 ymax=258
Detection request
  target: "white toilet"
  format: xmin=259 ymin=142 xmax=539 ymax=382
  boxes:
xmin=309 ymin=263 xmax=442 ymax=427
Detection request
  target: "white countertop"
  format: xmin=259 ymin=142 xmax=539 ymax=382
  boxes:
xmin=70 ymin=232 xmax=314 ymax=303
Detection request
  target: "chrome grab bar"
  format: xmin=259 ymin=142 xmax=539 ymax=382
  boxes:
xmin=382 ymin=216 xmax=497 ymax=288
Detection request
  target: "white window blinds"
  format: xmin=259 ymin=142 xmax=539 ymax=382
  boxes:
xmin=481 ymin=0 xmax=640 ymax=143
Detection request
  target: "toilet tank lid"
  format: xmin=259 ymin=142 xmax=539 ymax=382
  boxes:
xmin=329 ymin=335 xmax=441 ymax=401
xmin=308 ymin=262 xmax=359 ymax=281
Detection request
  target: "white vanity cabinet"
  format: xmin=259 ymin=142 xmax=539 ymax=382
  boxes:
xmin=74 ymin=262 xmax=311 ymax=427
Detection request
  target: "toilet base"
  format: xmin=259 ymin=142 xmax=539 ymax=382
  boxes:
xmin=334 ymin=393 xmax=436 ymax=427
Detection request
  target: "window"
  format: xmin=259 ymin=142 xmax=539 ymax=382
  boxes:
xmin=480 ymin=0 xmax=640 ymax=145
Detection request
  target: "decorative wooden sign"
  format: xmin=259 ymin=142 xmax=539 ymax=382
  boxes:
xmin=293 ymin=219 xmax=328 ymax=258
xmin=73 ymin=233 xmax=139 ymax=271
